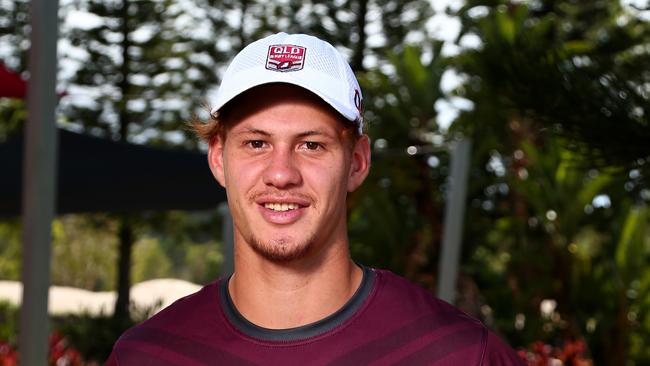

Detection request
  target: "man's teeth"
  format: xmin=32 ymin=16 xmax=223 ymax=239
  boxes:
xmin=264 ymin=203 xmax=300 ymax=212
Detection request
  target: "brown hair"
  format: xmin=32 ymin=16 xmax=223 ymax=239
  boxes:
xmin=190 ymin=108 xmax=230 ymax=144
xmin=190 ymin=107 xmax=363 ymax=146
xmin=190 ymin=85 xmax=364 ymax=145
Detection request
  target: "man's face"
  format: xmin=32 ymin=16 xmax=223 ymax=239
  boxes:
xmin=208 ymin=84 xmax=370 ymax=263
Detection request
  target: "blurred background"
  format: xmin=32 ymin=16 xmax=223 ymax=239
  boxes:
xmin=1 ymin=0 xmax=649 ymax=365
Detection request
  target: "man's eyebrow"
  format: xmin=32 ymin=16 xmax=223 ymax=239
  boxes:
xmin=235 ymin=128 xmax=333 ymax=139
xmin=296 ymin=130 xmax=331 ymax=139
xmin=235 ymin=128 xmax=271 ymax=137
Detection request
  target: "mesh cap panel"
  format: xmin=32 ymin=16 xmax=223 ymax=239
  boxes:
xmin=211 ymin=33 xmax=364 ymax=133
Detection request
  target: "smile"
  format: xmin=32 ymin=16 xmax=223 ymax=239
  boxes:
xmin=264 ymin=203 xmax=300 ymax=212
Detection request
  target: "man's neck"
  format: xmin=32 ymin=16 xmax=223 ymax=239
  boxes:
xmin=228 ymin=241 xmax=363 ymax=329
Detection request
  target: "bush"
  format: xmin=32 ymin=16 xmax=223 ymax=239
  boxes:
xmin=0 ymin=331 xmax=86 ymax=366
xmin=0 ymin=303 xmax=158 ymax=364
xmin=52 ymin=302 xmax=158 ymax=363
xmin=0 ymin=302 xmax=17 ymax=345
xmin=52 ymin=313 xmax=132 ymax=364
xmin=518 ymin=339 xmax=593 ymax=366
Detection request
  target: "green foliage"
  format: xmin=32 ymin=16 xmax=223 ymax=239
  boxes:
xmin=0 ymin=210 xmax=224 ymax=292
xmin=0 ymin=220 xmax=21 ymax=280
xmin=0 ymin=301 xmax=18 ymax=345
xmin=52 ymin=312 xmax=131 ymax=364
xmin=0 ymin=0 xmax=29 ymax=70
xmin=615 ymin=207 xmax=650 ymax=362
xmin=184 ymin=243 xmax=223 ymax=285
xmin=348 ymin=44 xmax=449 ymax=288
xmin=50 ymin=300 xmax=161 ymax=364
xmin=139 ymin=210 xmax=224 ymax=283
xmin=450 ymin=2 xmax=650 ymax=364
xmin=51 ymin=215 xmax=118 ymax=291
xmin=213 ymin=0 xmax=434 ymax=71
xmin=132 ymin=237 xmax=172 ymax=284
xmin=616 ymin=208 xmax=649 ymax=283
xmin=130 ymin=234 xmax=223 ymax=285
xmin=463 ymin=134 xmax=650 ymax=363
xmin=0 ymin=99 xmax=25 ymax=143
xmin=453 ymin=0 xmax=650 ymax=180
xmin=60 ymin=0 xmax=221 ymax=147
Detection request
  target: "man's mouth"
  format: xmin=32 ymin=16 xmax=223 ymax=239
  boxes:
xmin=263 ymin=203 xmax=301 ymax=212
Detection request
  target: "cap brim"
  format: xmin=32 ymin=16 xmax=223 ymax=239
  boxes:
xmin=211 ymin=69 xmax=358 ymax=123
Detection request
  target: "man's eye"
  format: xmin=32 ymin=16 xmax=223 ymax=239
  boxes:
xmin=248 ymin=140 xmax=265 ymax=148
xmin=304 ymin=142 xmax=321 ymax=150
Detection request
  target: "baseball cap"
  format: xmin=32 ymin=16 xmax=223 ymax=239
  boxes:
xmin=211 ymin=33 xmax=364 ymax=134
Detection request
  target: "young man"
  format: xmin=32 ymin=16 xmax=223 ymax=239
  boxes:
xmin=107 ymin=33 xmax=523 ymax=365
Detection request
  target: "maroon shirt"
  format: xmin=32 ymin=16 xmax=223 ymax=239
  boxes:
xmin=106 ymin=267 xmax=523 ymax=365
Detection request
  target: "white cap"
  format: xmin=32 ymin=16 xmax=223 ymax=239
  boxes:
xmin=211 ymin=33 xmax=364 ymax=134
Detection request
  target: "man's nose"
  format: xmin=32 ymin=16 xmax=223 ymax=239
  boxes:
xmin=262 ymin=148 xmax=302 ymax=188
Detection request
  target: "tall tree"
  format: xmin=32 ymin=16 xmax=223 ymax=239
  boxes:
xmin=60 ymin=0 xmax=225 ymax=324
xmin=448 ymin=1 xmax=650 ymax=364
xmin=61 ymin=0 xmax=225 ymax=146
xmin=220 ymin=0 xmax=433 ymax=71
xmin=453 ymin=0 xmax=650 ymax=181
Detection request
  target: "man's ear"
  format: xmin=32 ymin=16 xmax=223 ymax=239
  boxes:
xmin=347 ymin=135 xmax=371 ymax=192
xmin=207 ymin=136 xmax=226 ymax=188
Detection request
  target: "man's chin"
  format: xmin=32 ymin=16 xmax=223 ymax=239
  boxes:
xmin=248 ymin=236 xmax=314 ymax=263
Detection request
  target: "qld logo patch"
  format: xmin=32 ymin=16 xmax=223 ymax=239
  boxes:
xmin=266 ymin=45 xmax=306 ymax=72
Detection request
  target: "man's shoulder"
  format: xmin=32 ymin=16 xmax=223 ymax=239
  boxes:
xmin=373 ymin=268 xmax=474 ymax=321
xmin=128 ymin=279 xmax=220 ymax=331
xmin=368 ymin=268 xmax=524 ymax=366
xmin=106 ymin=280 xmax=224 ymax=365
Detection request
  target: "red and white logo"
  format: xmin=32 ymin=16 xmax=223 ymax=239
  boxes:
xmin=266 ymin=44 xmax=306 ymax=72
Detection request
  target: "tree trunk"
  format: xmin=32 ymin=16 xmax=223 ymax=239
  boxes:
xmin=238 ymin=0 xmax=249 ymax=50
xmin=351 ymin=0 xmax=367 ymax=72
xmin=113 ymin=215 xmax=133 ymax=323
xmin=113 ymin=0 xmax=134 ymax=324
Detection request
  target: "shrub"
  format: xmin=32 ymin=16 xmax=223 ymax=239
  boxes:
xmin=0 ymin=302 xmax=17 ymax=345
xmin=518 ymin=339 xmax=593 ymax=366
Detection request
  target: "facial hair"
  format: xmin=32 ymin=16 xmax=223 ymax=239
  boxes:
xmin=243 ymin=189 xmax=319 ymax=262
xmin=247 ymin=233 xmax=317 ymax=263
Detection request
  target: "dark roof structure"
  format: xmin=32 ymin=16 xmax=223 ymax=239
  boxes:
xmin=0 ymin=128 xmax=226 ymax=216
